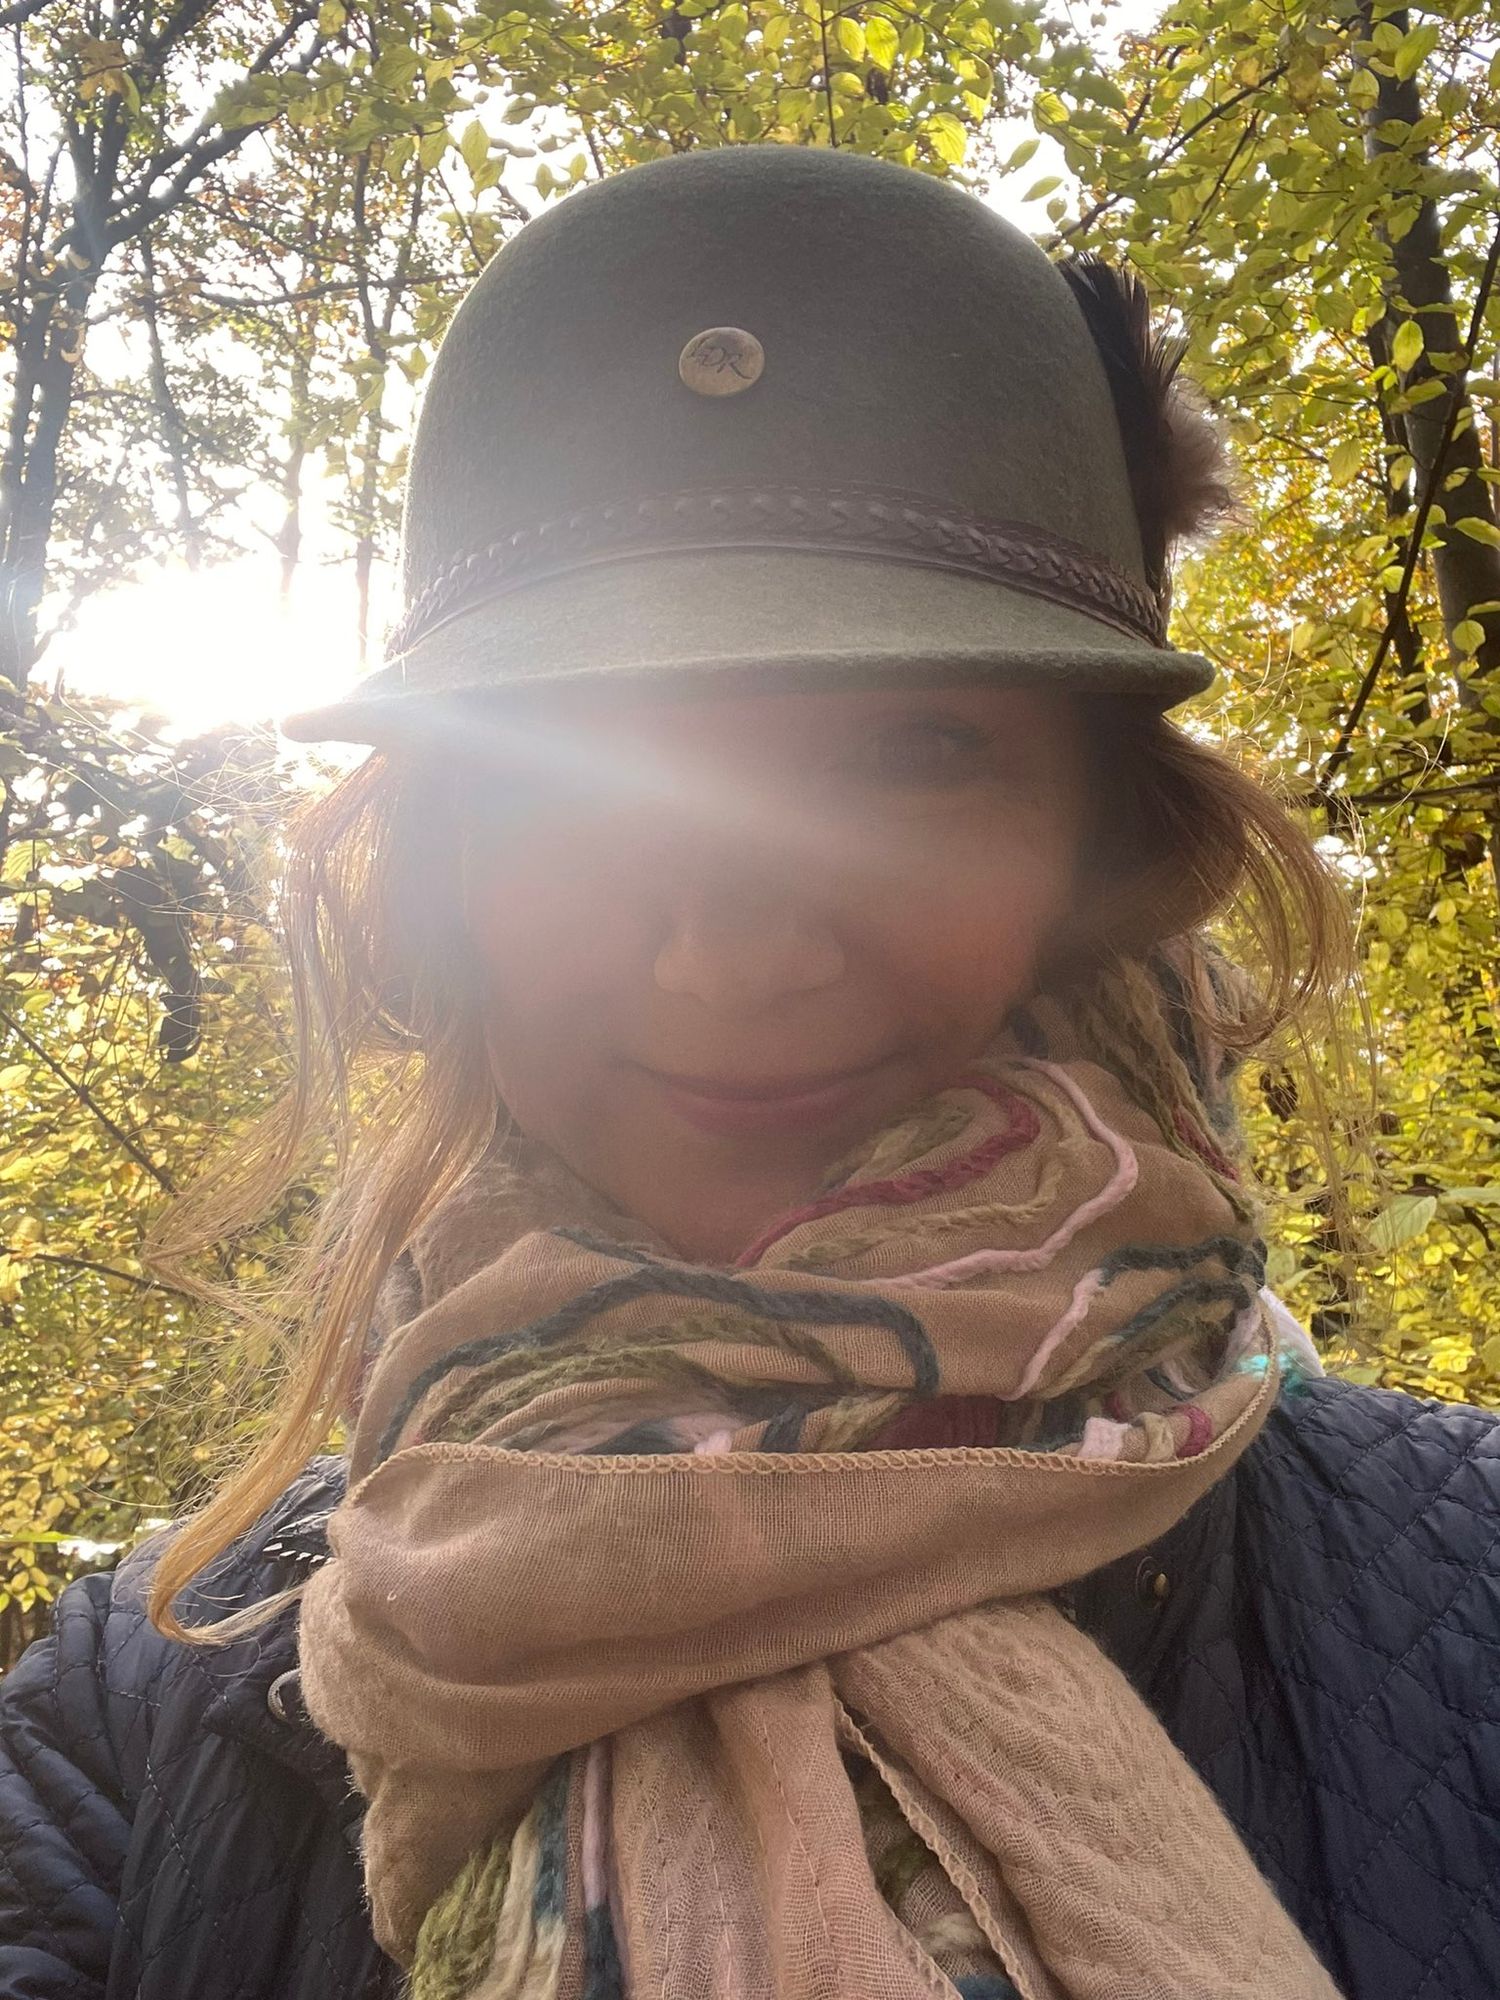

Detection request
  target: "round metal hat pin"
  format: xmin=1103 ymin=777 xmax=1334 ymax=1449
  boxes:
xmin=678 ymin=326 xmax=765 ymax=397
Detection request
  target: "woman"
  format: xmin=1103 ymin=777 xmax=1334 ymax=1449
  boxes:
xmin=3 ymin=145 xmax=1498 ymax=2000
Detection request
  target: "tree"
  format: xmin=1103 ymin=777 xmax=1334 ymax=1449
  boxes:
xmin=0 ymin=0 xmax=346 ymax=693
xmin=1023 ymin=0 xmax=1500 ymax=1393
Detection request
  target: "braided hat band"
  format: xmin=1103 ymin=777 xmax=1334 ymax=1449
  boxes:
xmin=382 ymin=481 xmax=1169 ymax=670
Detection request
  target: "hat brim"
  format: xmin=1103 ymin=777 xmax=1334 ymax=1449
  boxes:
xmin=279 ymin=549 xmax=1214 ymax=746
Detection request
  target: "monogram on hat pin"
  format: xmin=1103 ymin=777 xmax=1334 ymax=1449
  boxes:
xmin=678 ymin=326 xmax=765 ymax=397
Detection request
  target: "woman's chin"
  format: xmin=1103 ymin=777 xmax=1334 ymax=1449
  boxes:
xmin=600 ymin=1062 xmax=939 ymax=1262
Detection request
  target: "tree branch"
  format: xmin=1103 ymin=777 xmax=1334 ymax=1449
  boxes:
xmin=0 ymin=1242 xmax=187 ymax=1294
xmin=1059 ymin=65 xmax=1287 ymax=242
xmin=0 ymin=1003 xmax=176 ymax=1193
xmin=106 ymin=6 xmax=324 ymax=249
xmin=0 ymin=0 xmax=52 ymax=29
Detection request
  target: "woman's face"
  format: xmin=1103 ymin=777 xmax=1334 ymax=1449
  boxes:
xmin=459 ymin=682 xmax=1088 ymax=1262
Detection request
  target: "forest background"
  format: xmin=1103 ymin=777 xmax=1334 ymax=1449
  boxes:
xmin=0 ymin=0 xmax=1497 ymax=1666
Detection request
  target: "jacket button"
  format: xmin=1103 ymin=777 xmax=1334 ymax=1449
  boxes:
xmin=267 ymin=1668 xmax=301 ymax=1723
xmin=1135 ymin=1558 xmax=1171 ymax=1604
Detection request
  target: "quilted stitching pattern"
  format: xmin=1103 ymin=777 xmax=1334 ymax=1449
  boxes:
xmin=1203 ymin=1381 xmax=1500 ymax=2000
xmin=1075 ymin=1378 xmax=1500 ymax=2000
xmin=0 ymin=1573 xmax=128 ymax=1996
xmin=1 ymin=1464 xmax=401 ymax=2000
xmin=3 ymin=1388 xmax=1498 ymax=2000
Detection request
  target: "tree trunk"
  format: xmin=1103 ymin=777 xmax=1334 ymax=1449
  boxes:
xmin=139 ymin=231 xmax=202 ymax=568
xmin=353 ymin=399 xmax=382 ymax=665
xmin=0 ymin=268 xmax=92 ymax=695
xmin=277 ymin=319 xmax=315 ymax=603
xmin=1360 ymin=11 xmax=1500 ymax=887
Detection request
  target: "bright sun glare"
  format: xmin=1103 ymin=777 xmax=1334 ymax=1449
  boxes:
xmin=48 ymin=548 xmax=390 ymax=742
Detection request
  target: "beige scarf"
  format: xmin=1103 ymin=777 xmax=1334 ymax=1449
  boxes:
xmin=299 ymin=1046 xmax=1340 ymax=1999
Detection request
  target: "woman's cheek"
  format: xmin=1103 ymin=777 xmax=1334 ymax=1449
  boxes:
xmin=885 ymin=837 xmax=1071 ymax=1007
xmin=466 ymin=845 xmax=639 ymax=998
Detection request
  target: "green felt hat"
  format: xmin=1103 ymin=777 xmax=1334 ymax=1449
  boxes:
xmin=281 ymin=144 xmax=1222 ymax=747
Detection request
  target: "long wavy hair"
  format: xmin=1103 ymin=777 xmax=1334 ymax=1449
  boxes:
xmin=142 ymin=692 xmax=1352 ymax=1644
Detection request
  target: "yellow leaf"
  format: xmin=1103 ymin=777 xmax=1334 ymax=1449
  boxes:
xmin=865 ymin=15 xmax=897 ymax=68
xmin=1391 ymin=319 xmax=1424 ymax=374
xmin=926 ymin=113 xmax=966 ymax=165
xmin=1368 ymin=1193 xmax=1438 ymax=1253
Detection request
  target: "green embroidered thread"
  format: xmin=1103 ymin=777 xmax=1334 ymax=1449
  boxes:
xmin=409 ymin=1831 xmax=514 ymax=1999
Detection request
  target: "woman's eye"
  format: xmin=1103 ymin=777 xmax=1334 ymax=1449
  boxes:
xmin=849 ymin=720 xmax=993 ymax=784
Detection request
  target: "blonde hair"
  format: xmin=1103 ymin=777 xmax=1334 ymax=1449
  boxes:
xmin=143 ymin=697 xmax=1352 ymax=1643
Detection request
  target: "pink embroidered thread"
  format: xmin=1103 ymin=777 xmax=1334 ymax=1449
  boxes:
xmin=733 ymin=1075 xmax=1038 ymax=1268
xmin=888 ymin=1061 xmax=1139 ymax=1295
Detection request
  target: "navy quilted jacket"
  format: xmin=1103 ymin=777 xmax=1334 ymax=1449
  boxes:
xmin=2 ymin=1375 xmax=1498 ymax=1999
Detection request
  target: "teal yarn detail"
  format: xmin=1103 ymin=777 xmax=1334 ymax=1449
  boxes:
xmin=533 ymin=1758 xmax=570 ymax=1921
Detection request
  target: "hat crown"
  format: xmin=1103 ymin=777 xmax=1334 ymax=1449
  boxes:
xmin=280 ymin=145 xmax=1217 ymax=745
xmin=399 ymin=146 xmax=1145 ymax=610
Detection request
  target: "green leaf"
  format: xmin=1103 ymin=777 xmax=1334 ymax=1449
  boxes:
xmin=1454 ymin=515 xmax=1500 ymax=548
xmin=1368 ymin=1194 xmax=1438 ymax=1253
xmin=1443 ymin=1187 xmax=1500 ymax=1207
xmin=459 ymin=119 xmax=489 ymax=177
xmin=1022 ymin=174 xmax=1062 ymax=201
xmin=1328 ymin=438 xmax=1364 ymax=484
xmin=1452 ymin=618 xmax=1485 ymax=653
xmin=834 ymin=16 xmax=864 ymax=61
xmin=1391 ymin=319 xmax=1424 ymax=373
xmin=1392 ymin=23 xmax=1440 ymax=82
xmin=374 ymin=44 xmax=421 ymax=90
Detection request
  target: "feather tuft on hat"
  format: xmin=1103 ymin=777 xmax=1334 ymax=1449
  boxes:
xmin=1057 ymin=254 xmax=1238 ymax=623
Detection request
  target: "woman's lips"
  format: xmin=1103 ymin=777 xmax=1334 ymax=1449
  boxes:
xmin=637 ymin=1058 xmax=893 ymax=1137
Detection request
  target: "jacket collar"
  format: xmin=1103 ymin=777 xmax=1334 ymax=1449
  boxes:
xmin=1063 ymin=1463 xmax=1239 ymax=1698
xmin=195 ymin=1490 xmax=369 ymax=1860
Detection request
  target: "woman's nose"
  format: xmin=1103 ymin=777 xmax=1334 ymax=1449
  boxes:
xmin=652 ymin=885 xmax=845 ymax=1012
